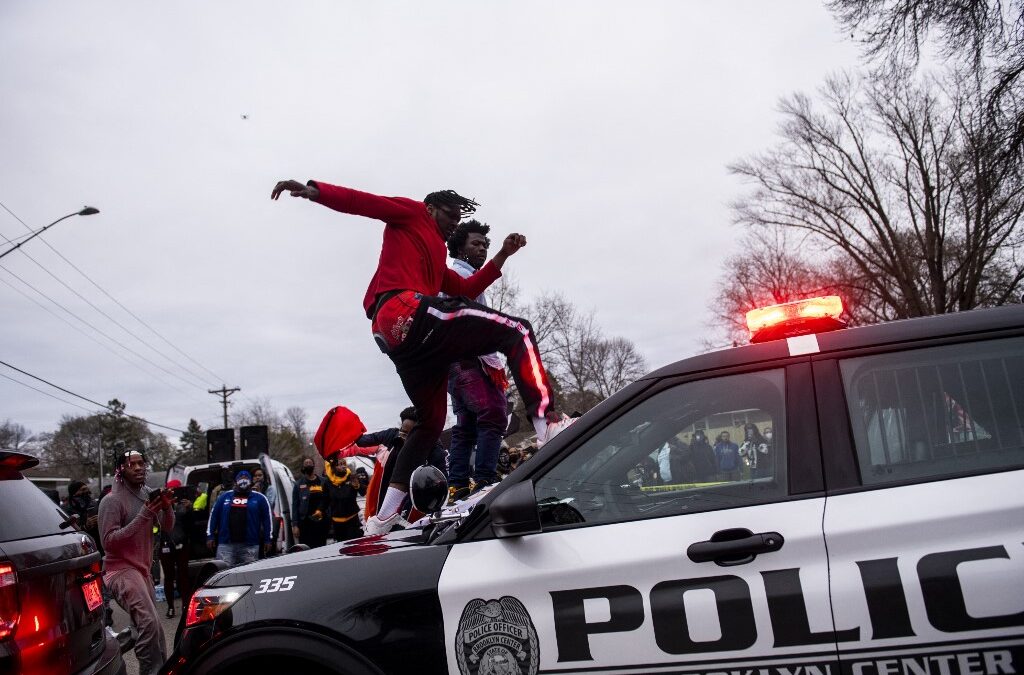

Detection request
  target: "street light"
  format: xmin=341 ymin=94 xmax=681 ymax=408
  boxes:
xmin=0 ymin=206 xmax=99 ymax=261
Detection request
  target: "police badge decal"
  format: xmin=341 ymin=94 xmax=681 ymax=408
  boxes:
xmin=456 ymin=596 xmax=539 ymax=675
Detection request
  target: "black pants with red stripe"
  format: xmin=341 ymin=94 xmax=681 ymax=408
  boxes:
xmin=386 ymin=294 xmax=555 ymax=486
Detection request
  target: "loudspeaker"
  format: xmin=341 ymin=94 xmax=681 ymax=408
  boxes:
xmin=207 ymin=429 xmax=235 ymax=463
xmin=240 ymin=425 xmax=269 ymax=460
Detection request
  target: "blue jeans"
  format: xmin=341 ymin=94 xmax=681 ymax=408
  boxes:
xmin=448 ymin=362 xmax=508 ymax=488
xmin=216 ymin=543 xmax=259 ymax=566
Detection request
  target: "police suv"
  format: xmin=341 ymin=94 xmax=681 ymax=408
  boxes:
xmin=163 ymin=299 xmax=1024 ymax=675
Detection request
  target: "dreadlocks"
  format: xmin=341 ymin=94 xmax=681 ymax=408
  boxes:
xmin=447 ymin=219 xmax=491 ymax=258
xmin=423 ymin=190 xmax=479 ymax=218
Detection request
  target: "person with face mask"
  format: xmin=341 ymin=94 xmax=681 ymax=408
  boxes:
xmin=206 ymin=470 xmax=272 ymax=566
xmin=158 ymin=480 xmax=192 ymax=617
xmin=291 ymin=458 xmax=329 ymax=548
xmin=325 ymin=456 xmax=365 ymax=543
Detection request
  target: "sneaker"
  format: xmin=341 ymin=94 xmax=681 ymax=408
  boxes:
xmin=448 ymin=486 xmax=471 ymax=505
xmin=538 ymin=413 xmax=574 ymax=447
xmin=364 ymin=512 xmax=408 ymax=536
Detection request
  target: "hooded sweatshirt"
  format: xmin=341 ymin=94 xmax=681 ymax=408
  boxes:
xmin=98 ymin=480 xmax=174 ymax=577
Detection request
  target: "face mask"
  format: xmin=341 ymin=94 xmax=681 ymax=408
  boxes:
xmin=236 ymin=478 xmax=252 ymax=492
xmin=302 ymin=465 xmax=314 ymax=475
xmin=764 ymin=432 xmax=773 ymax=440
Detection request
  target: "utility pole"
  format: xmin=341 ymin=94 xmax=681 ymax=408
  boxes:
xmin=208 ymin=385 xmax=240 ymax=429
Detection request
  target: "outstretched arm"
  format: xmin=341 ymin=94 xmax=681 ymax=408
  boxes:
xmin=441 ymin=233 xmax=526 ymax=298
xmin=272 ymin=180 xmax=421 ymax=224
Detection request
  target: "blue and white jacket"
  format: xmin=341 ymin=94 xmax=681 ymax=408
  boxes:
xmin=207 ymin=489 xmax=272 ymax=546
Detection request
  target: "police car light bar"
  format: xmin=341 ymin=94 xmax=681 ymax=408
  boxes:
xmin=746 ymin=296 xmax=845 ymax=343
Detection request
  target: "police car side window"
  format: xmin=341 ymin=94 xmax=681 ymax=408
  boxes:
xmin=840 ymin=337 xmax=1024 ymax=485
xmin=533 ymin=369 xmax=787 ymax=530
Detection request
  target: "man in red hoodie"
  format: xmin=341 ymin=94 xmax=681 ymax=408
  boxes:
xmin=272 ymin=179 xmax=567 ymax=535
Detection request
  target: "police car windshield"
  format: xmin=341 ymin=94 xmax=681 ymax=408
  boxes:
xmin=535 ymin=369 xmax=788 ymax=529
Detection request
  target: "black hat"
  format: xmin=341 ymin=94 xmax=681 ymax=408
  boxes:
xmin=68 ymin=480 xmax=86 ymax=497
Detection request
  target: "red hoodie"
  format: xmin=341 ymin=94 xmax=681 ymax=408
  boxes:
xmin=310 ymin=182 xmax=501 ymax=317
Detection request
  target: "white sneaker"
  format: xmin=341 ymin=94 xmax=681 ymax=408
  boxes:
xmin=538 ymin=414 xmax=574 ymax=447
xmin=364 ymin=512 xmax=408 ymax=536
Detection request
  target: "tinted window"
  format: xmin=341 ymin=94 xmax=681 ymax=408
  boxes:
xmin=0 ymin=471 xmax=71 ymax=541
xmin=533 ymin=369 xmax=787 ymax=530
xmin=840 ymin=337 xmax=1024 ymax=485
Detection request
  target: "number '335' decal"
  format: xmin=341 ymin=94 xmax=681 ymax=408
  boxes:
xmin=255 ymin=576 xmax=297 ymax=594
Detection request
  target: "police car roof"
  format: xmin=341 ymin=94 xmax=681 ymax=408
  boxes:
xmin=643 ymin=304 xmax=1024 ymax=381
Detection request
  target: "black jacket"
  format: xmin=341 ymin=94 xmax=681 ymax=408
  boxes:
xmin=292 ymin=474 xmax=328 ymax=522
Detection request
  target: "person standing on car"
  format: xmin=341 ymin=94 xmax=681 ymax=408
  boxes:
xmin=271 ymin=178 xmax=569 ymax=535
xmin=207 ymin=470 xmax=271 ymax=566
xmin=291 ymin=457 xmax=328 ymax=547
xmin=98 ymin=447 xmax=174 ymax=675
xmin=158 ymin=479 xmax=192 ymax=618
xmin=444 ymin=220 xmax=511 ymax=504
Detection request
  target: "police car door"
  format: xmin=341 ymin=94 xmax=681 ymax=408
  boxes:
xmin=439 ymin=364 xmax=844 ymax=674
xmin=815 ymin=337 xmax=1024 ymax=673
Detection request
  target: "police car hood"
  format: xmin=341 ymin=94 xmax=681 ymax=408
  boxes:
xmin=217 ymin=528 xmax=432 ymax=577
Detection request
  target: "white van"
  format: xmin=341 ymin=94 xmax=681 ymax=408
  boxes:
xmin=165 ymin=453 xmax=296 ymax=559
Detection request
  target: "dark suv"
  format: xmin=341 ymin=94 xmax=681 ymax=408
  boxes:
xmin=0 ymin=451 xmax=128 ymax=675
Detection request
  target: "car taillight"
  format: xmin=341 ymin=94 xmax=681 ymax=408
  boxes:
xmin=746 ymin=295 xmax=846 ymax=343
xmin=0 ymin=562 xmax=19 ymax=641
xmin=185 ymin=586 xmax=249 ymax=628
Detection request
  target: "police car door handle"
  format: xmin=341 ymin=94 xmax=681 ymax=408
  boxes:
xmin=686 ymin=530 xmax=785 ymax=566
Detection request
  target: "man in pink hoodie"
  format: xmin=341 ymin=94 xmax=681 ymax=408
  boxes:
xmin=98 ymin=447 xmax=174 ymax=675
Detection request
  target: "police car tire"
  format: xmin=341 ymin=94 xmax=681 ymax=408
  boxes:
xmin=186 ymin=627 xmax=381 ymax=675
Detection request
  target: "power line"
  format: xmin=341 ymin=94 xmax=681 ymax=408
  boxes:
xmin=0 ymin=359 xmax=187 ymax=434
xmin=0 ymin=264 xmax=208 ymax=405
xmin=0 ymin=242 xmax=211 ymax=391
xmin=0 ymin=271 xmax=204 ymax=405
xmin=0 ymin=371 xmax=96 ymax=414
xmin=0 ymin=200 xmax=223 ymax=389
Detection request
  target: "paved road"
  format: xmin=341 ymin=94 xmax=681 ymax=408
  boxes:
xmin=109 ymin=591 xmax=181 ymax=675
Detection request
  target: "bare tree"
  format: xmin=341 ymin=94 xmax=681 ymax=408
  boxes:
xmin=489 ymin=271 xmax=524 ymax=315
xmin=284 ymin=407 xmax=308 ymax=446
xmin=708 ymin=230 xmax=843 ymax=346
xmin=588 ymin=337 xmax=648 ymax=399
xmin=728 ymin=68 xmax=1024 ymax=328
xmin=232 ymin=398 xmax=308 ymax=473
xmin=0 ymin=420 xmax=31 ymax=451
xmin=828 ymin=0 xmax=1024 ymax=155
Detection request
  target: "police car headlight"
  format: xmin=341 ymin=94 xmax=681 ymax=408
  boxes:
xmin=185 ymin=585 xmax=250 ymax=628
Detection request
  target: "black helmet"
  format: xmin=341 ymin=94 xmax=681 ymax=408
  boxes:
xmin=409 ymin=464 xmax=448 ymax=514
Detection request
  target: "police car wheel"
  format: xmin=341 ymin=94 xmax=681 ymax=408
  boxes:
xmin=186 ymin=628 xmax=380 ymax=675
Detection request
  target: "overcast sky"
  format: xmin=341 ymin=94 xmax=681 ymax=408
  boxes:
xmin=0 ymin=1 xmax=862 ymax=442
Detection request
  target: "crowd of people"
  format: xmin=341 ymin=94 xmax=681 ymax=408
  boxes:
xmin=51 ymin=179 xmax=576 ymax=674
xmin=634 ymin=423 xmax=775 ymax=487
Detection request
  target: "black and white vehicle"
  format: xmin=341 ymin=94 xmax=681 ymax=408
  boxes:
xmin=1 ymin=450 xmax=132 ymax=675
xmin=163 ymin=300 xmax=1024 ymax=675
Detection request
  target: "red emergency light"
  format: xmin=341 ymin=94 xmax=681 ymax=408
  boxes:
xmin=746 ymin=296 xmax=846 ymax=343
